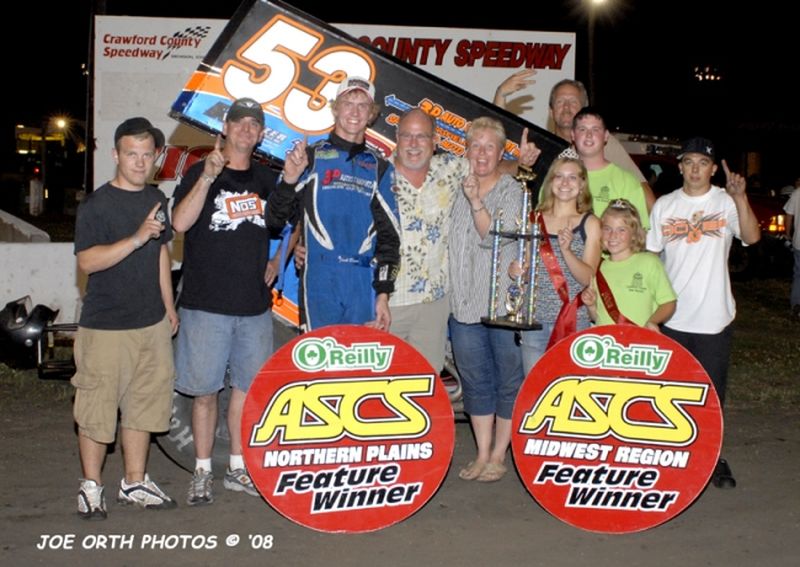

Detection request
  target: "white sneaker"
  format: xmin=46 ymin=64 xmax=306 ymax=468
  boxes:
xmin=117 ymin=474 xmax=177 ymax=510
xmin=187 ymin=469 xmax=214 ymax=506
xmin=223 ymin=468 xmax=259 ymax=497
xmin=77 ymin=479 xmax=106 ymax=520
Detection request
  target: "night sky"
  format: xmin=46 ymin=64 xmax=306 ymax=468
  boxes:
xmin=3 ymin=0 xmax=797 ymax=186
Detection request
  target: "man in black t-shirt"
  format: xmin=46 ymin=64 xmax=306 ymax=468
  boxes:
xmin=172 ymin=98 xmax=286 ymax=506
xmin=73 ymin=117 xmax=178 ymax=520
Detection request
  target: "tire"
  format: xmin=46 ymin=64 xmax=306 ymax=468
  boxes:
xmin=156 ymin=316 xmax=298 ymax=473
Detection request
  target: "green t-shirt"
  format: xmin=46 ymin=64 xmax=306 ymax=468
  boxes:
xmin=588 ymin=163 xmax=650 ymax=229
xmin=593 ymin=252 xmax=676 ymax=326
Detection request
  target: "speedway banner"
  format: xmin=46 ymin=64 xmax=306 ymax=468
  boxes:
xmin=94 ymin=16 xmax=226 ymax=193
xmin=242 ymin=326 xmax=455 ymax=532
xmin=168 ymin=0 xmax=567 ymax=181
xmin=511 ymin=326 xmax=723 ymax=533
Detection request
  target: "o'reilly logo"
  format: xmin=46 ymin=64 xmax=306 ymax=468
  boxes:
xmin=292 ymin=338 xmax=394 ymax=373
xmin=570 ymin=334 xmax=671 ymax=376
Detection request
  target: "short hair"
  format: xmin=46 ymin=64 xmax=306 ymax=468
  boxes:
xmin=549 ymin=79 xmax=589 ymax=109
xmin=466 ymin=116 xmax=506 ymax=149
xmin=115 ymin=131 xmax=157 ymax=152
xmin=572 ymin=106 xmax=606 ymax=130
xmin=601 ymin=199 xmax=646 ymax=253
xmin=397 ymin=108 xmax=436 ymax=134
xmin=536 ymin=157 xmax=593 ymax=214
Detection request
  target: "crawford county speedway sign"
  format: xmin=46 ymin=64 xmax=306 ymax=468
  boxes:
xmin=511 ymin=326 xmax=723 ymax=533
xmin=241 ymin=325 xmax=455 ymax=533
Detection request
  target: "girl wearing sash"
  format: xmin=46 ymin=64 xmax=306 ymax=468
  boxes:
xmin=513 ymin=157 xmax=601 ymax=375
xmin=581 ymin=199 xmax=676 ymax=328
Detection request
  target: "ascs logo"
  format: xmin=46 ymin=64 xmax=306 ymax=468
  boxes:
xmin=511 ymin=326 xmax=722 ymax=533
xmin=242 ymin=325 xmax=454 ymax=533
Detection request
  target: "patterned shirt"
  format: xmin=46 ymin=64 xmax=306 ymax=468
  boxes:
xmin=449 ymin=174 xmax=525 ymax=324
xmin=391 ymin=153 xmax=469 ymax=307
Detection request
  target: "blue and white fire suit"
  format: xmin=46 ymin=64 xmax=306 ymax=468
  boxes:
xmin=271 ymin=133 xmax=400 ymax=329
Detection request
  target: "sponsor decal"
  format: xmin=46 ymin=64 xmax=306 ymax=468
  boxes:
xmin=511 ymin=326 xmax=722 ymax=533
xmin=242 ymin=325 xmax=454 ymax=533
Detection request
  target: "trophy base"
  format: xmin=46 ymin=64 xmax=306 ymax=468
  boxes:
xmin=481 ymin=316 xmax=543 ymax=331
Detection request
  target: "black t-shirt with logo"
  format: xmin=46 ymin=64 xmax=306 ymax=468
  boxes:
xmin=74 ymin=183 xmax=172 ymax=330
xmin=174 ymin=160 xmax=280 ymax=316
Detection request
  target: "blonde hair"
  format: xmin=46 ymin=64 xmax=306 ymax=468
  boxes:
xmin=536 ymin=157 xmax=592 ymax=214
xmin=601 ymin=199 xmax=646 ymax=253
xmin=466 ymin=116 xmax=506 ymax=148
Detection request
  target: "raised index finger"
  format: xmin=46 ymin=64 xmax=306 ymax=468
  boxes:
xmin=721 ymin=159 xmax=731 ymax=180
xmin=214 ymin=134 xmax=222 ymax=152
xmin=520 ymin=127 xmax=529 ymax=148
xmin=148 ymin=202 xmax=162 ymax=218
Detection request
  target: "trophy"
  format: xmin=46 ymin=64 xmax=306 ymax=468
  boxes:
xmin=481 ymin=168 xmax=542 ymax=330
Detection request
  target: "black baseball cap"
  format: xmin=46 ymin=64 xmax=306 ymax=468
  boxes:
xmin=225 ymin=97 xmax=265 ymax=126
xmin=114 ymin=117 xmax=165 ymax=149
xmin=678 ymin=137 xmax=716 ymax=160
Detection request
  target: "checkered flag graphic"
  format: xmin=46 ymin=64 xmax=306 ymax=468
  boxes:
xmin=161 ymin=26 xmax=212 ymax=60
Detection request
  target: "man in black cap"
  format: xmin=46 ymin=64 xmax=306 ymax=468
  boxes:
xmin=73 ymin=117 xmax=178 ymax=519
xmin=647 ymin=137 xmax=760 ymax=488
xmin=172 ymin=98 xmax=286 ymax=506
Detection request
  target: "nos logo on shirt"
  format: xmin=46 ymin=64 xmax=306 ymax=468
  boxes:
xmin=226 ymin=193 xmax=263 ymax=220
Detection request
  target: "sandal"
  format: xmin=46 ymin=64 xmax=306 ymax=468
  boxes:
xmin=458 ymin=461 xmax=486 ymax=481
xmin=477 ymin=462 xmax=507 ymax=482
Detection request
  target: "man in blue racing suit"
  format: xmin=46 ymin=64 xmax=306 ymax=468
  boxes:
xmin=271 ymin=76 xmax=400 ymax=330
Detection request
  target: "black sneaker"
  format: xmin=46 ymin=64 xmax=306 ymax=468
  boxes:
xmin=712 ymin=458 xmax=737 ymax=489
xmin=78 ymin=479 xmax=107 ymax=520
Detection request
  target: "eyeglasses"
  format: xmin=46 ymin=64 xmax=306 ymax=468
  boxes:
xmin=397 ymin=133 xmax=433 ymax=142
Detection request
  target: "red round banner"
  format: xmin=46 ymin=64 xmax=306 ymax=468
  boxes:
xmin=242 ymin=325 xmax=455 ymax=533
xmin=511 ymin=325 xmax=723 ymax=533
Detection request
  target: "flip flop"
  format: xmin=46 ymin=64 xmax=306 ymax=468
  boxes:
xmin=477 ymin=462 xmax=507 ymax=482
xmin=458 ymin=461 xmax=485 ymax=481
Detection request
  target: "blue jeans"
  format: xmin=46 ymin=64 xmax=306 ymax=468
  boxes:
xmin=448 ymin=318 xmax=523 ymax=419
xmin=520 ymin=322 xmax=555 ymax=379
xmin=174 ymin=308 xmax=274 ymax=396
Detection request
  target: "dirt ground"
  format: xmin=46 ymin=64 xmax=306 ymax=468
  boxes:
xmin=1 ymin=388 xmax=798 ymax=567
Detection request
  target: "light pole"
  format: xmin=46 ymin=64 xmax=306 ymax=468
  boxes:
xmin=38 ymin=116 xmax=68 ymax=212
xmin=587 ymin=0 xmax=607 ymax=104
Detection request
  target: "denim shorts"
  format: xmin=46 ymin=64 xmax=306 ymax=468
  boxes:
xmin=174 ymin=307 xmax=273 ymax=396
xmin=520 ymin=322 xmax=555 ymax=379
